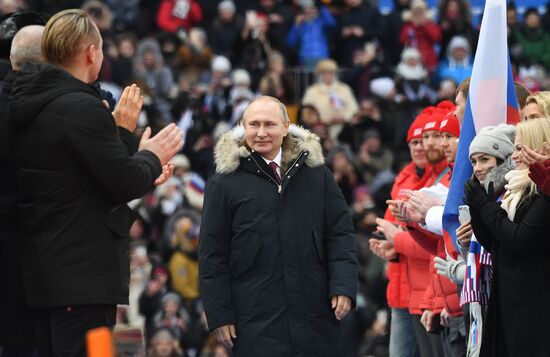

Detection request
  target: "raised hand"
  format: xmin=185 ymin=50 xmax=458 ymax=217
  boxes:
xmin=112 ymin=84 xmax=144 ymax=132
xmin=139 ymin=124 xmax=184 ymax=165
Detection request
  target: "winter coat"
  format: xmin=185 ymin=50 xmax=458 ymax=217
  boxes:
xmin=302 ymin=81 xmax=359 ymax=140
xmin=0 ymin=69 xmax=35 ymax=347
xmin=156 ymin=0 xmax=203 ymax=32
xmin=199 ymin=125 xmax=357 ymax=357
xmin=285 ymin=6 xmax=336 ymax=63
xmin=400 ymin=21 xmax=442 ymax=71
xmin=383 ymin=162 xmax=430 ymax=309
xmin=406 ymin=163 xmax=462 ymax=316
xmin=7 ymin=63 xmax=162 ymax=307
xmin=337 ymin=2 xmax=381 ymax=67
xmin=169 ymin=250 xmax=199 ymax=300
xmin=513 ymin=27 xmax=550 ymax=68
xmin=470 ymin=191 xmax=550 ymax=357
xmin=436 ymin=57 xmax=473 ymax=86
xmin=393 ymin=230 xmax=432 ymax=314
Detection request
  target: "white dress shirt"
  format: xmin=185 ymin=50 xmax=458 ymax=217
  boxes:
xmin=262 ymin=148 xmax=282 ymax=177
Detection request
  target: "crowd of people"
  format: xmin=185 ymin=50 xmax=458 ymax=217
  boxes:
xmin=1 ymin=0 xmax=550 ymax=356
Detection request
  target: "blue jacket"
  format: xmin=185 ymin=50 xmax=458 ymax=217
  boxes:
xmin=286 ymin=6 xmax=336 ymax=63
xmin=436 ymin=58 xmax=473 ymax=85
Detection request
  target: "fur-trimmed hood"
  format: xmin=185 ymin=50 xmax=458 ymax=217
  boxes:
xmin=214 ymin=124 xmax=325 ymax=174
xmin=484 ymin=155 xmax=516 ymax=194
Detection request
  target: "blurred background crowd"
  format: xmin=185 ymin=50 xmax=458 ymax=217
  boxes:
xmin=1 ymin=0 xmax=550 ymax=356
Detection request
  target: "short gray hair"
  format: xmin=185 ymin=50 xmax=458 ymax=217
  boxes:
xmin=10 ymin=25 xmax=44 ymax=70
xmin=242 ymin=95 xmax=289 ymax=124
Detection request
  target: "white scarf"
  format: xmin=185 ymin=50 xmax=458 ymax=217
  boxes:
xmin=500 ymin=169 xmax=531 ymax=220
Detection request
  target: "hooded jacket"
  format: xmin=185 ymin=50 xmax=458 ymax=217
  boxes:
xmin=7 ymin=63 xmax=162 ymax=307
xmin=199 ymin=125 xmax=357 ymax=357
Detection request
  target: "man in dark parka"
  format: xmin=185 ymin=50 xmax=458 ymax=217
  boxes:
xmin=199 ymin=96 xmax=358 ymax=357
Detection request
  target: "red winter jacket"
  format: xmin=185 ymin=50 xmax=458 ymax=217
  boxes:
xmin=393 ymin=231 xmax=432 ymax=314
xmin=384 ymin=162 xmax=430 ymax=309
xmin=399 ymin=21 xmax=442 ymax=71
xmin=408 ymin=163 xmax=462 ymax=316
xmin=156 ymin=0 xmax=203 ymax=32
xmin=388 ymin=161 xmax=448 ymax=315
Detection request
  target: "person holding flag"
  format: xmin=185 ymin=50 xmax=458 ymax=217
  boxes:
xmin=440 ymin=0 xmax=521 ymax=353
xmin=464 ymin=118 xmax=550 ymax=356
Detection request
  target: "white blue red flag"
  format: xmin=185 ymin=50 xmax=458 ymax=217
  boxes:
xmin=442 ymin=0 xmax=520 ymax=251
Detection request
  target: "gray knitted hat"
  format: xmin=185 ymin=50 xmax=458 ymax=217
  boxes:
xmin=469 ymin=124 xmax=516 ymax=161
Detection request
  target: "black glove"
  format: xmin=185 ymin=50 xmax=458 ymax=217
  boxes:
xmin=463 ymin=177 xmax=490 ymax=210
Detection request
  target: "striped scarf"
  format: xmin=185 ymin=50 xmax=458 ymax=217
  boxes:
xmin=460 ymin=235 xmax=492 ymax=306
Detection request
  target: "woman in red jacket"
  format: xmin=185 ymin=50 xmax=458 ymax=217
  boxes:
xmin=156 ymin=0 xmax=203 ymax=33
xmin=400 ymin=0 xmax=442 ymax=71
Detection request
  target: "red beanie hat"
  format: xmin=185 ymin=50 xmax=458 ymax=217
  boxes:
xmin=423 ymin=107 xmax=448 ymax=133
xmin=407 ymin=106 xmax=434 ymax=142
xmin=439 ymin=111 xmax=460 ymax=137
xmin=436 ymin=100 xmax=456 ymax=112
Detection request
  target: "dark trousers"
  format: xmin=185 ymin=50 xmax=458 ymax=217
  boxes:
xmin=412 ymin=314 xmax=444 ymax=357
xmin=35 ymin=305 xmax=116 ymax=357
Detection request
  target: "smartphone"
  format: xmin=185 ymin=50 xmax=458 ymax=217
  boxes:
xmin=458 ymin=205 xmax=471 ymax=225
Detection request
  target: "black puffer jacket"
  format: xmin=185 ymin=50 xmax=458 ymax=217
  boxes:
xmin=200 ymin=125 xmax=357 ymax=357
xmin=7 ymin=63 xmax=162 ymax=307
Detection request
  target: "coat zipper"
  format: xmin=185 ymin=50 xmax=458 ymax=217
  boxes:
xmin=250 ymin=155 xmax=282 ymax=193
xmin=250 ymin=152 xmax=304 ymax=194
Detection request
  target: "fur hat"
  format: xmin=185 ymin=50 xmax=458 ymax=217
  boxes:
xmin=469 ymin=124 xmax=516 ymax=161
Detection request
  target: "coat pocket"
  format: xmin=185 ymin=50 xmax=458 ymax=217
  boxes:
xmin=313 ymin=230 xmax=326 ymax=264
xmin=106 ymin=204 xmax=137 ymax=239
xmin=230 ymin=233 xmax=262 ymax=278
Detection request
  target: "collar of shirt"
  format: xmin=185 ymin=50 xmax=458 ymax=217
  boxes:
xmin=262 ymin=148 xmax=282 ymax=175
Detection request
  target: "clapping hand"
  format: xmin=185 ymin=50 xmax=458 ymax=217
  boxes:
xmin=112 ymin=84 xmax=144 ymax=132
xmin=464 ymin=178 xmax=494 ymax=210
xmin=375 ymin=218 xmax=405 ymax=244
xmin=520 ymin=144 xmax=550 ymax=165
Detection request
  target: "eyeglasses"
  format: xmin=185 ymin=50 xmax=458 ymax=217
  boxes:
xmin=408 ymin=139 xmax=423 ymax=147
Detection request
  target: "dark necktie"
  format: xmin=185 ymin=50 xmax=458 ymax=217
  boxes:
xmin=268 ymin=161 xmax=281 ymax=184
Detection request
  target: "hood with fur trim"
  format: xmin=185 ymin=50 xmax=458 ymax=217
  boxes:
xmin=214 ymin=124 xmax=325 ymax=174
xmin=484 ymin=155 xmax=516 ymax=194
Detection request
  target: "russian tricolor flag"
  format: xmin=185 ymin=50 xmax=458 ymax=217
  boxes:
xmin=442 ymin=0 xmax=520 ymax=250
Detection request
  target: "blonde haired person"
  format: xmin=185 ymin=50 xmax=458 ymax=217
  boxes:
xmin=302 ymin=59 xmax=359 ymax=140
xmin=522 ymin=91 xmax=550 ymax=121
xmin=7 ymin=9 xmax=183 ymax=356
xmin=463 ymin=118 xmax=550 ymax=357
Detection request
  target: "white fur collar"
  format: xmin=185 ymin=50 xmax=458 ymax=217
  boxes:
xmin=214 ymin=124 xmax=325 ymax=174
